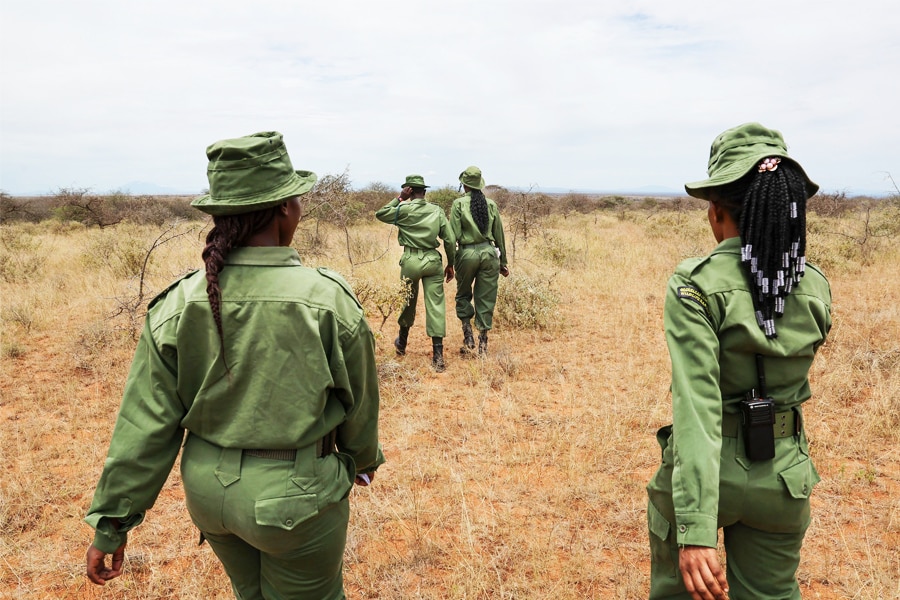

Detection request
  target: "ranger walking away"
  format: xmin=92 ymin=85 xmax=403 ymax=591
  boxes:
xmin=646 ymin=123 xmax=832 ymax=600
xmin=375 ymin=175 xmax=456 ymax=372
xmin=85 ymin=132 xmax=384 ymax=599
xmin=449 ymin=166 xmax=509 ymax=356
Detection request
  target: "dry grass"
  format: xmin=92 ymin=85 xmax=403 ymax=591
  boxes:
xmin=1 ymin=208 xmax=898 ymax=599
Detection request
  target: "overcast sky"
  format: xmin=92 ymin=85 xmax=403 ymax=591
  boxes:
xmin=1 ymin=1 xmax=898 ymax=196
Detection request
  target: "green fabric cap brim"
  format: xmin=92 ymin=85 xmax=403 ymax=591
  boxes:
xmin=192 ymin=170 xmax=317 ymax=216
xmin=685 ymin=154 xmax=819 ymax=200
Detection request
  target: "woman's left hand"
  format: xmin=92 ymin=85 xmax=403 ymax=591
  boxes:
xmin=500 ymin=266 xmax=510 ymax=277
xmin=678 ymin=545 xmax=729 ymax=600
xmin=86 ymin=542 xmax=126 ymax=585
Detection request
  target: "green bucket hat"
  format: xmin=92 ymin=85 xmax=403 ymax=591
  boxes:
xmin=401 ymin=174 xmax=429 ymax=189
xmin=191 ymin=131 xmax=317 ymax=216
xmin=459 ymin=166 xmax=485 ymax=190
xmin=684 ymin=122 xmax=818 ymax=200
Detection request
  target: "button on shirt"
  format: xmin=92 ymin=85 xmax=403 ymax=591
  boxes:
xmin=664 ymin=236 xmax=831 ymax=546
xmin=85 ymin=246 xmax=384 ymax=552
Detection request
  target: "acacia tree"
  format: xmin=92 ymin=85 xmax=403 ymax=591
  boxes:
xmin=52 ymin=187 xmax=124 ymax=228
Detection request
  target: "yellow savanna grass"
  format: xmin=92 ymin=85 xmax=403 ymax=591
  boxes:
xmin=1 ymin=207 xmax=897 ymax=599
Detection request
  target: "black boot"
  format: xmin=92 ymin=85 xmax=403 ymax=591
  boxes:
xmin=478 ymin=330 xmax=488 ymax=356
xmin=460 ymin=320 xmax=475 ymax=355
xmin=394 ymin=326 xmax=410 ymax=355
xmin=431 ymin=337 xmax=446 ymax=372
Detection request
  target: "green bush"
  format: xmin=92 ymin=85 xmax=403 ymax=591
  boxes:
xmin=351 ymin=182 xmax=395 ymax=216
xmin=425 ymin=186 xmax=460 ymax=216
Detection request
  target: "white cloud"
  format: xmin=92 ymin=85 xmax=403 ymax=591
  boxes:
xmin=1 ymin=0 xmax=898 ymax=195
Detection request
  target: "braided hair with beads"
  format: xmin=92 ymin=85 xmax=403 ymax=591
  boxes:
xmin=712 ymin=159 xmax=811 ymax=338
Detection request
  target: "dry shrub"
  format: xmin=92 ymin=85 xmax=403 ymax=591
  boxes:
xmin=0 ymin=225 xmax=50 ymax=283
xmin=495 ymin=272 xmax=559 ymax=330
xmin=537 ymin=231 xmax=579 ymax=268
xmin=2 ymin=207 xmax=898 ymax=600
xmin=348 ymin=274 xmax=411 ymax=331
xmin=81 ymin=224 xmax=151 ymax=278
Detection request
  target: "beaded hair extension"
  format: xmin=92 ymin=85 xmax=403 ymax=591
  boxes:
xmin=201 ymin=205 xmax=280 ymax=372
xmin=714 ymin=160 xmax=810 ymax=338
xmin=469 ymin=188 xmax=490 ymax=235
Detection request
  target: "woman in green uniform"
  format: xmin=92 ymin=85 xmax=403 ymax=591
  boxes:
xmin=375 ymin=175 xmax=456 ymax=372
xmin=449 ymin=166 xmax=509 ymax=355
xmin=646 ymin=123 xmax=831 ymax=599
xmin=85 ymin=132 xmax=384 ymax=600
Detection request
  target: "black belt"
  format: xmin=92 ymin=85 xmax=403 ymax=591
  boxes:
xmin=244 ymin=431 xmax=336 ymax=461
xmin=722 ymin=410 xmax=801 ymax=439
xmin=244 ymin=448 xmax=299 ymax=461
xmin=460 ymin=241 xmax=492 ymax=249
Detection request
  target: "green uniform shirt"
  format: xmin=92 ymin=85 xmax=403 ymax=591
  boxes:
xmin=85 ymin=246 xmax=384 ymax=553
xmin=449 ymin=193 xmax=508 ymax=267
xmin=375 ymin=197 xmax=456 ymax=264
xmin=664 ymin=236 xmax=831 ymax=546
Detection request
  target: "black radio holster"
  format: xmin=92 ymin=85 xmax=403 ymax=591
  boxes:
xmin=740 ymin=355 xmax=776 ymax=461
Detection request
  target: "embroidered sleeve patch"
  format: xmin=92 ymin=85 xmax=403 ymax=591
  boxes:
xmin=676 ymin=285 xmax=710 ymax=316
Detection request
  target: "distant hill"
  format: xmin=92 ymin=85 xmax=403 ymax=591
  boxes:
xmin=118 ymin=181 xmax=197 ymax=195
xmin=507 ymin=185 xmax=683 ymax=197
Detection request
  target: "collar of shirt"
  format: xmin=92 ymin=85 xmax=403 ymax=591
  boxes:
xmin=224 ymin=246 xmax=303 ymax=267
xmin=711 ymin=236 xmax=741 ymax=255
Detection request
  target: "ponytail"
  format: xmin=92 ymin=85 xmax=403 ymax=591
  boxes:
xmin=715 ymin=160 xmax=810 ymax=338
xmin=470 ymin=189 xmax=489 ymax=235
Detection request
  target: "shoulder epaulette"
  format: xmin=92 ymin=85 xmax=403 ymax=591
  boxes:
xmin=147 ymin=269 xmax=200 ymax=310
xmin=804 ymin=262 xmax=828 ymax=281
xmin=316 ymin=267 xmax=363 ymax=310
xmin=675 ymin=255 xmax=709 ymax=278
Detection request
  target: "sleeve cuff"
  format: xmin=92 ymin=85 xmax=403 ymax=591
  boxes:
xmin=674 ymin=513 xmax=718 ymax=547
xmin=92 ymin=528 xmax=127 ymax=554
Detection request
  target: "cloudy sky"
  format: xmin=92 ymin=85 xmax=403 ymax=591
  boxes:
xmin=1 ymin=1 xmax=898 ymax=196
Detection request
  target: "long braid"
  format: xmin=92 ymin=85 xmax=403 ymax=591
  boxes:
xmin=716 ymin=160 xmax=809 ymax=338
xmin=200 ymin=206 xmax=280 ymax=371
xmin=470 ymin=189 xmax=489 ymax=234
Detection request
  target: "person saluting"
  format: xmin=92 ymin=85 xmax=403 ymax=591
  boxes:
xmin=375 ymin=175 xmax=456 ymax=372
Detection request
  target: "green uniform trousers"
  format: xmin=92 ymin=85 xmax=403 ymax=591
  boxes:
xmin=646 ymin=423 xmax=820 ymax=599
xmin=398 ymin=247 xmax=446 ymax=337
xmin=181 ymin=434 xmax=355 ymax=600
xmin=454 ymin=242 xmax=500 ymax=332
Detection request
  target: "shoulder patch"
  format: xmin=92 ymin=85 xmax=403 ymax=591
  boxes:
xmin=676 ymin=285 xmax=711 ymax=317
xmin=316 ymin=267 xmax=363 ymax=310
xmin=147 ymin=269 xmax=200 ymax=310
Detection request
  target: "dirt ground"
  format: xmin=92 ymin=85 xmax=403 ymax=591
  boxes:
xmin=2 ymin=213 xmax=898 ymax=599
